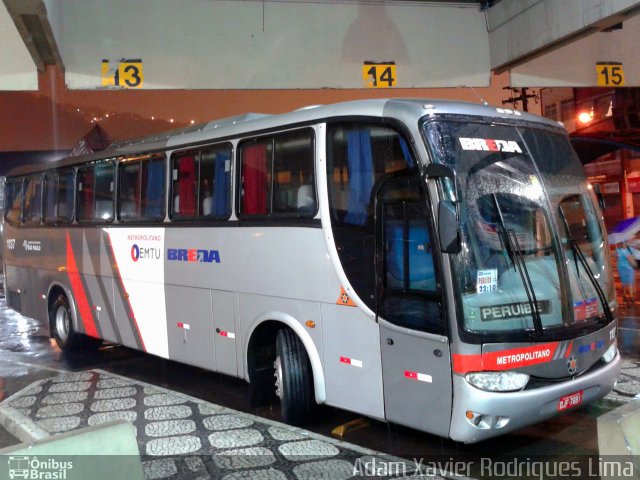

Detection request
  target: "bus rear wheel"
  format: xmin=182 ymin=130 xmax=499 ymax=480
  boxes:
xmin=274 ymin=328 xmax=313 ymax=426
xmin=50 ymin=294 xmax=79 ymax=352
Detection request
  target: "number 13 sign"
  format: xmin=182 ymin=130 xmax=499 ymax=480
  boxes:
xmin=102 ymin=59 xmax=144 ymax=88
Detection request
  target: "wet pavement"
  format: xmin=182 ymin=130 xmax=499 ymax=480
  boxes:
xmin=2 ymin=369 xmax=437 ymax=480
xmin=0 ymin=291 xmax=639 ymax=479
xmin=0 ymin=300 xmax=446 ymax=480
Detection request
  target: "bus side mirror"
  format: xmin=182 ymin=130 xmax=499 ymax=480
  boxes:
xmin=426 ymin=163 xmax=459 ymax=201
xmin=426 ymin=163 xmax=461 ymax=254
xmin=438 ymin=200 xmax=461 ymax=253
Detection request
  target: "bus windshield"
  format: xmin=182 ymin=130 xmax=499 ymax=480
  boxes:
xmin=423 ymin=118 xmax=614 ymax=340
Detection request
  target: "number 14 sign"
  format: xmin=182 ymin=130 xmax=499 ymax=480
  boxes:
xmin=363 ymin=61 xmax=397 ymax=88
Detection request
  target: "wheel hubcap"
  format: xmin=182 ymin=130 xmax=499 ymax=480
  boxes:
xmin=274 ymin=356 xmax=283 ymax=399
xmin=55 ymin=306 xmax=69 ymax=342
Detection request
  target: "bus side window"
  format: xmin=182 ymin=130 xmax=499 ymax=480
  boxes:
xmin=274 ymin=131 xmax=315 ymax=215
xmin=23 ymin=175 xmax=42 ymax=225
xmin=44 ymin=170 xmax=74 ymax=224
xmin=118 ymin=154 xmax=165 ymax=221
xmin=200 ymin=145 xmax=231 ymax=218
xmin=142 ymin=156 xmax=165 ymax=219
xmin=77 ymin=162 xmax=114 ymax=222
xmin=239 ymin=129 xmax=315 ymax=217
xmin=172 ymin=152 xmax=198 ymax=217
xmin=43 ymin=173 xmax=58 ymax=222
xmin=327 ymin=122 xmax=417 ymax=312
xmin=95 ymin=164 xmax=114 ymax=221
xmin=57 ymin=171 xmax=74 ymax=222
xmin=172 ymin=144 xmax=231 ymax=221
xmin=240 ymin=141 xmax=271 ymax=215
xmin=119 ymin=162 xmax=140 ymax=218
xmin=4 ymin=179 xmax=23 ymax=225
xmin=77 ymin=168 xmax=94 ymax=220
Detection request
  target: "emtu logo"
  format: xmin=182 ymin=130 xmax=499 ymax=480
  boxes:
xmin=131 ymin=244 xmax=161 ymax=262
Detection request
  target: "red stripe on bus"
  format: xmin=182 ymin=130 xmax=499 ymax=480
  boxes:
xmin=564 ymin=341 xmax=573 ymax=358
xmin=452 ymin=353 xmax=483 ymax=374
xmin=453 ymin=342 xmax=559 ymax=374
xmin=65 ymin=232 xmax=98 ymax=338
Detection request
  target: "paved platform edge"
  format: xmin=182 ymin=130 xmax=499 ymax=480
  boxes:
xmin=0 ymin=367 xmax=437 ymax=476
xmin=89 ymin=367 xmax=394 ymax=459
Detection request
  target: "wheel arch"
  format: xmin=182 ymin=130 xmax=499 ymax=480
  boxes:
xmin=46 ymin=282 xmax=78 ymax=337
xmin=244 ymin=312 xmax=326 ymax=404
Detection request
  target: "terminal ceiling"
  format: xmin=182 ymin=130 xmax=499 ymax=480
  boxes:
xmin=3 ymin=0 xmax=640 ymax=91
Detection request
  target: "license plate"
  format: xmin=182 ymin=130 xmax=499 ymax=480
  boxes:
xmin=557 ymin=390 xmax=583 ymax=412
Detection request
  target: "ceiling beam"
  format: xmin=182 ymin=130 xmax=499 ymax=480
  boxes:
xmin=3 ymin=0 xmax=63 ymax=72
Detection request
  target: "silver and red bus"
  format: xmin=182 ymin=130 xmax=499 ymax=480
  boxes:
xmin=2 ymin=99 xmax=620 ymax=443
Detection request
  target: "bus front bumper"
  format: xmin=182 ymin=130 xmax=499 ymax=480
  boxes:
xmin=448 ymin=352 xmax=622 ymax=444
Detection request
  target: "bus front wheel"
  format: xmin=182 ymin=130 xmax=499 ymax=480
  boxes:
xmin=50 ymin=294 xmax=79 ymax=352
xmin=274 ymin=328 xmax=313 ymax=426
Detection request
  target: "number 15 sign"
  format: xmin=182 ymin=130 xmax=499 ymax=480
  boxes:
xmin=596 ymin=62 xmax=625 ymax=87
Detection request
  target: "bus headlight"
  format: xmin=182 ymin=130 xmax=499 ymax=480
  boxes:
xmin=602 ymin=343 xmax=617 ymax=363
xmin=465 ymin=371 xmax=530 ymax=392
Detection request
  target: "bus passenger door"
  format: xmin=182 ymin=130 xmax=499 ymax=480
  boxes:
xmin=376 ymin=176 xmax=452 ymax=437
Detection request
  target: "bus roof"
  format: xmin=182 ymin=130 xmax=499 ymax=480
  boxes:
xmin=4 ymin=98 xmax=563 ymax=178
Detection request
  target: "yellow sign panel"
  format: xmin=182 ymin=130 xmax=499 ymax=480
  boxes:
xmin=101 ymin=60 xmax=115 ymax=87
xmin=363 ymin=62 xmax=396 ymax=88
xmin=596 ymin=62 xmax=625 ymax=87
xmin=101 ymin=59 xmax=144 ymax=88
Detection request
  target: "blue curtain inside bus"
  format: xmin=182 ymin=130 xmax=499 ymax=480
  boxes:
xmin=145 ymin=160 xmax=165 ymax=218
xmin=399 ymin=137 xmax=413 ymax=167
xmin=344 ymin=130 xmax=373 ymax=225
xmin=213 ymin=152 xmax=230 ymax=217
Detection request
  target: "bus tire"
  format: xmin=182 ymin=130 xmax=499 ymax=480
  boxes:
xmin=274 ymin=328 xmax=314 ymax=426
xmin=50 ymin=294 xmax=79 ymax=352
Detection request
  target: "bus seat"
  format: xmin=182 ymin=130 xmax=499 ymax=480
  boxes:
xmin=202 ymin=196 xmax=213 ymax=215
xmin=297 ymin=185 xmax=314 ymax=213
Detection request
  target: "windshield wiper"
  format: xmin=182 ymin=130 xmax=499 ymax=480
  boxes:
xmin=491 ymin=194 xmax=544 ymax=336
xmin=558 ymin=206 xmax=613 ymax=325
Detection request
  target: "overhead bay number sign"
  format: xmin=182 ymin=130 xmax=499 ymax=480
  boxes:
xmin=363 ymin=61 xmax=396 ymax=88
xmin=596 ymin=62 xmax=625 ymax=87
xmin=101 ymin=59 xmax=144 ymax=88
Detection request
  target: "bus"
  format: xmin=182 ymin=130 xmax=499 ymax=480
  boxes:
xmin=2 ymin=99 xmax=621 ymax=443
